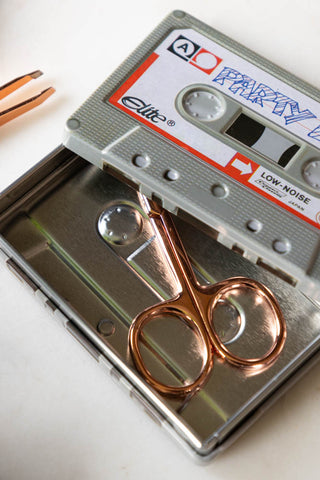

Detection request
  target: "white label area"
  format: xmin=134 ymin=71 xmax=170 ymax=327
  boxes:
xmin=249 ymin=166 xmax=320 ymax=222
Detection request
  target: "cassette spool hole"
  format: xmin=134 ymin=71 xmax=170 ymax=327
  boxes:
xmin=98 ymin=204 xmax=143 ymax=245
xmin=302 ymin=158 xmax=320 ymax=190
xmin=182 ymin=88 xmax=226 ymax=122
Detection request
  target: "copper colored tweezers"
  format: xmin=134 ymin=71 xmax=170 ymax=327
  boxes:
xmin=0 ymin=70 xmax=55 ymax=127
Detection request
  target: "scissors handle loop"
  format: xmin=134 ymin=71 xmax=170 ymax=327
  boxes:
xmin=129 ymin=297 xmax=214 ymax=398
xmin=202 ymin=277 xmax=286 ymax=368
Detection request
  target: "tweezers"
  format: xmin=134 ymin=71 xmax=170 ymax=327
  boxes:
xmin=0 ymin=70 xmax=55 ymax=127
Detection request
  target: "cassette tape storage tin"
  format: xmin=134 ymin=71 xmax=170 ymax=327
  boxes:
xmin=1 ymin=11 xmax=320 ymax=461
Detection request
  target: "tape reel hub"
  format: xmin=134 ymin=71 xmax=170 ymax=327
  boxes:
xmin=182 ymin=88 xmax=225 ymax=121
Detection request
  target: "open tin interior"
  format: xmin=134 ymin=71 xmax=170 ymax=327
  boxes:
xmin=1 ymin=147 xmax=320 ymax=454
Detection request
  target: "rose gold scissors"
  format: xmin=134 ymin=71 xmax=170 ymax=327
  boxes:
xmin=129 ymin=197 xmax=286 ymax=398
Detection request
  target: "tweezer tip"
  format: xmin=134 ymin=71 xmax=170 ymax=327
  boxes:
xmin=40 ymin=86 xmax=56 ymax=94
xmin=29 ymin=70 xmax=43 ymax=79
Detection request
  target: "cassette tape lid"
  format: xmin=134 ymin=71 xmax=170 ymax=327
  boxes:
xmin=64 ymin=11 xmax=320 ymax=301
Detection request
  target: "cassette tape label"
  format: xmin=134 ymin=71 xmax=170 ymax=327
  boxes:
xmin=110 ymin=28 xmax=320 ymax=147
xmin=109 ymin=28 xmax=320 ymax=229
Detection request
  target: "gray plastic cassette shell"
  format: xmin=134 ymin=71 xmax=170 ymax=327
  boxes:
xmin=64 ymin=10 xmax=320 ymax=300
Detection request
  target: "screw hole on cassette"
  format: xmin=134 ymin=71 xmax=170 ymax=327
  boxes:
xmin=246 ymin=219 xmax=263 ymax=233
xmin=132 ymin=154 xmax=150 ymax=169
xmin=272 ymin=238 xmax=291 ymax=255
xmin=173 ymin=10 xmax=186 ymax=18
xmin=211 ymin=183 xmax=229 ymax=199
xmin=164 ymin=169 xmax=180 ymax=181
xmin=66 ymin=118 xmax=80 ymax=131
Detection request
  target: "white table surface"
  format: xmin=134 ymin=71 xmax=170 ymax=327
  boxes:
xmin=1 ymin=1 xmax=320 ymax=479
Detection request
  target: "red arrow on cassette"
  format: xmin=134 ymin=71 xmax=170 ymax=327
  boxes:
xmin=231 ymin=157 xmax=253 ymax=175
xmin=225 ymin=153 xmax=259 ymax=182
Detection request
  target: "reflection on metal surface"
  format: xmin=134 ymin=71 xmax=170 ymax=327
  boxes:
xmin=212 ymin=298 xmax=245 ymax=345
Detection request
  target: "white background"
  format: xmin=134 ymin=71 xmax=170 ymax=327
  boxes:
xmin=1 ymin=1 xmax=320 ymax=479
